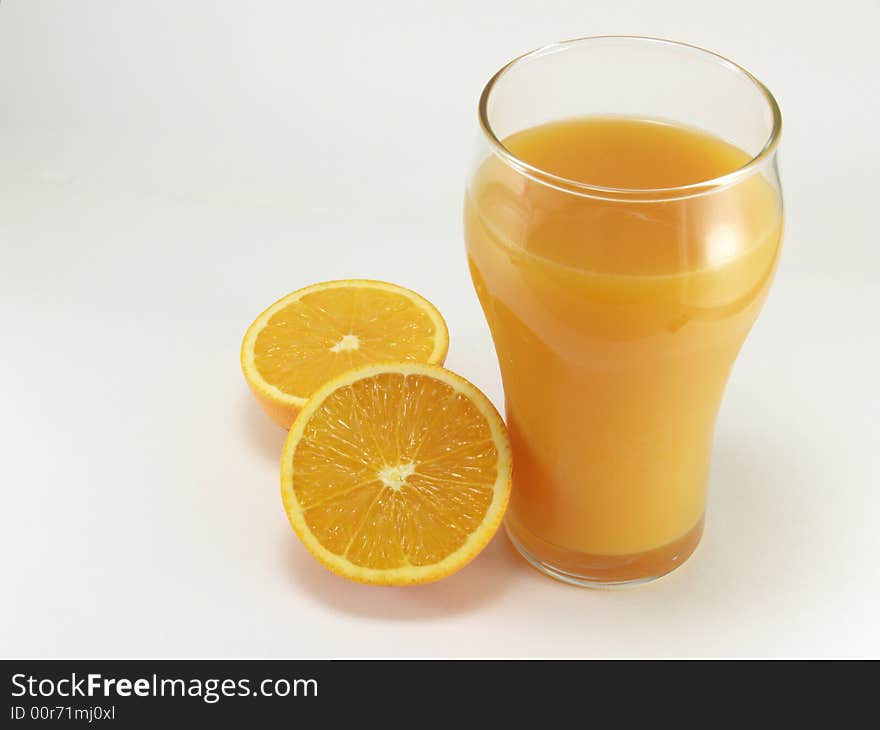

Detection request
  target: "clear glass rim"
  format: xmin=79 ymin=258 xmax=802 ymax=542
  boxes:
xmin=478 ymin=35 xmax=783 ymax=200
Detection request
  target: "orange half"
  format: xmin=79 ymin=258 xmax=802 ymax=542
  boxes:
xmin=280 ymin=363 xmax=512 ymax=585
xmin=241 ymin=280 xmax=449 ymax=428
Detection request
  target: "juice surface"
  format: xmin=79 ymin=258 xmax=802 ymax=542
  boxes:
xmin=465 ymin=117 xmax=782 ymax=561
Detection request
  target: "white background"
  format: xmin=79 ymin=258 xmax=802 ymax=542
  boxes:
xmin=2 ymin=0 xmax=878 ymax=658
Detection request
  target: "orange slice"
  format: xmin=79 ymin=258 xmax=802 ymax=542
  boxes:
xmin=280 ymin=363 xmax=512 ymax=585
xmin=241 ymin=280 xmax=449 ymax=429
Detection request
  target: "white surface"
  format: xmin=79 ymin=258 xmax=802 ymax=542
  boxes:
xmin=2 ymin=1 xmax=879 ymax=658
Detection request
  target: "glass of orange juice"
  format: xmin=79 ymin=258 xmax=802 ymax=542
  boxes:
xmin=464 ymin=37 xmax=783 ymax=587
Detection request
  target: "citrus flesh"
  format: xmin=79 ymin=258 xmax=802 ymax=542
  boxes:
xmin=280 ymin=363 xmax=512 ymax=585
xmin=241 ymin=280 xmax=449 ymax=429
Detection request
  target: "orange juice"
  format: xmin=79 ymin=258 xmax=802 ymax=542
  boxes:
xmin=465 ymin=117 xmax=782 ymax=583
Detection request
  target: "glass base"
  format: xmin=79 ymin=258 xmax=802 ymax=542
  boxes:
xmin=505 ymin=516 xmax=704 ymax=589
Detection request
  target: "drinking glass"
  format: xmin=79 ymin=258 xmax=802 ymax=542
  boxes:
xmin=464 ymin=36 xmax=783 ymax=587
